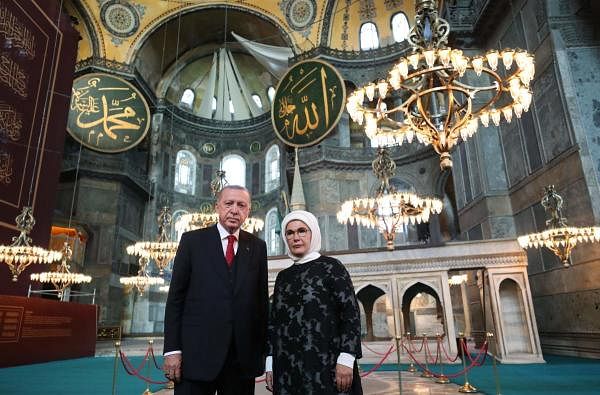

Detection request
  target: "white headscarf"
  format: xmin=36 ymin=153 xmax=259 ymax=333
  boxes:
xmin=280 ymin=210 xmax=322 ymax=264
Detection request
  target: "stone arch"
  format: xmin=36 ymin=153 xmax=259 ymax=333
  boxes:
xmin=356 ymin=284 xmax=392 ymax=340
xmin=498 ymin=278 xmax=533 ymax=354
xmin=401 ymin=282 xmax=445 ymax=336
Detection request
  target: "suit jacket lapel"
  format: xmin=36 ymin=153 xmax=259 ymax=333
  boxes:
xmin=209 ymin=225 xmax=229 ymax=284
xmin=234 ymin=230 xmax=251 ymax=296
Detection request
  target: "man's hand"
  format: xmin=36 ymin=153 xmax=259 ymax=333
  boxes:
xmin=163 ymin=354 xmax=182 ymax=383
xmin=265 ymin=371 xmax=273 ymax=392
xmin=335 ymin=363 xmax=353 ymax=393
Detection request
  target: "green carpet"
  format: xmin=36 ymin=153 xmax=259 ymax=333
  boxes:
xmin=1 ymin=355 xmax=599 ymax=394
xmin=360 ymin=355 xmax=600 ymax=395
xmin=0 ymin=355 xmax=168 ymax=394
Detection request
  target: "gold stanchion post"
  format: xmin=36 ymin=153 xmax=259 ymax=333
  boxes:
xmin=488 ymin=332 xmax=502 ymax=395
xmin=420 ymin=333 xmax=434 ymax=378
xmin=458 ymin=332 xmax=477 ymax=393
xmin=406 ymin=332 xmax=417 ymax=373
xmin=112 ymin=341 xmax=121 ymax=395
xmin=141 ymin=339 xmax=153 ymax=395
xmin=435 ymin=333 xmax=449 ymax=384
xmin=394 ymin=335 xmax=403 ymax=394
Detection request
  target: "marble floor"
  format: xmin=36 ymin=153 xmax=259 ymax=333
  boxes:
xmin=101 ymin=338 xmax=476 ymax=394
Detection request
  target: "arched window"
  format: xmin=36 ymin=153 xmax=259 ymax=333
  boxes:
xmin=252 ymin=94 xmax=263 ymax=109
xmin=172 ymin=210 xmax=189 ymax=242
xmin=212 ymin=96 xmax=217 ymax=112
xmin=265 ymin=207 xmax=281 ymax=256
xmin=267 ymin=86 xmax=276 ymax=103
xmin=264 ymin=145 xmax=280 ymax=193
xmin=229 ymin=99 xmax=235 ymax=114
xmin=360 ymin=22 xmax=379 ymax=50
xmin=391 ymin=13 xmax=410 ymax=43
xmin=221 ymin=154 xmax=246 ymax=187
xmin=174 ymin=150 xmax=196 ymax=195
xmin=180 ymin=88 xmax=195 ymax=108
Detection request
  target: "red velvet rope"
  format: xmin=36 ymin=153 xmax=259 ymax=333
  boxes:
xmin=406 ymin=336 xmax=426 ymax=353
xmin=361 ymin=341 xmax=396 ymax=356
xmin=401 ymin=339 xmax=488 ymax=378
xmin=119 ymin=349 xmax=170 ymax=385
xmin=423 ymin=338 xmax=439 ymax=364
xmin=439 ymin=338 xmax=461 ymax=362
xmin=461 ymin=339 xmax=489 ymax=366
xmin=360 ymin=344 xmax=396 ymax=377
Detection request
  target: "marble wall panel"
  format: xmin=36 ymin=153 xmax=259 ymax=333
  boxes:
xmin=328 ymin=215 xmax=348 ymax=252
xmin=489 ymin=216 xmax=516 ymax=239
xmin=533 ymin=288 xmax=600 ymax=333
xmin=566 ymin=47 xmax=600 ymax=189
xmin=500 ymin=121 xmax=527 ymax=187
xmin=360 ymin=226 xmax=380 ymax=249
xmin=500 ymin=12 xmax=527 ymax=49
xmin=467 ymin=138 xmax=483 ymax=198
xmin=304 ymin=177 xmax=320 ymax=209
xmin=478 ymin=126 xmax=508 ymax=192
xmin=451 ymin=150 xmax=466 ymax=209
xmin=532 ymin=64 xmax=572 ymax=161
xmin=458 ymin=142 xmax=472 ymax=202
xmin=520 ymin=110 xmax=543 ymax=171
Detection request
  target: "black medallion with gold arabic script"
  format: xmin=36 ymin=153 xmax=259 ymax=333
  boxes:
xmin=272 ymin=59 xmax=346 ymax=148
xmin=67 ymin=73 xmax=150 ymax=153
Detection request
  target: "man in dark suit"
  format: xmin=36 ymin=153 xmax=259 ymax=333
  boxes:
xmin=163 ymin=185 xmax=268 ymax=394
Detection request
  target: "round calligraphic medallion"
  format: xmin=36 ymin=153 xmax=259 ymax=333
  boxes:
xmin=272 ymin=59 xmax=346 ymax=148
xmin=67 ymin=73 xmax=150 ymax=153
xmin=286 ymin=0 xmax=316 ymax=30
xmin=101 ymin=0 xmax=139 ymax=37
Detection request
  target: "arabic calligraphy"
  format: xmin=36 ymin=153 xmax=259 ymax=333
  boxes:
xmin=67 ymin=73 xmax=150 ymax=153
xmin=0 ymin=102 xmax=22 ymax=141
xmin=0 ymin=150 xmax=13 ymax=185
xmin=272 ymin=60 xmax=346 ymax=148
xmin=0 ymin=4 xmax=36 ymax=58
xmin=0 ymin=54 xmax=27 ymax=98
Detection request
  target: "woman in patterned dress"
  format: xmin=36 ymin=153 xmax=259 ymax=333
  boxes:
xmin=265 ymin=210 xmax=362 ymax=395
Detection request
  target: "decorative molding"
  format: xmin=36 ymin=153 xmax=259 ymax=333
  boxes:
xmin=292 ymin=41 xmax=411 ymax=66
xmin=384 ymin=0 xmax=404 ymax=11
xmin=341 ymin=0 xmax=351 ymax=50
xmin=286 ymin=143 xmax=437 ymax=173
xmin=319 ymin=0 xmax=338 ymax=47
xmin=359 ymin=0 xmax=377 ymax=22
xmin=75 ymin=56 xmax=134 ymax=75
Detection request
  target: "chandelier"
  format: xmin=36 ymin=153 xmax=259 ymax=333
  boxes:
xmin=30 ymin=241 xmax=92 ymax=299
xmin=177 ymin=212 xmax=265 ymax=234
xmin=345 ymin=0 xmax=535 ymax=169
xmin=518 ymin=186 xmax=600 ymax=267
xmin=448 ymin=274 xmax=468 ymax=285
xmin=0 ymin=206 xmax=63 ymax=282
xmin=120 ymin=255 xmax=164 ymax=295
xmin=337 ymin=148 xmax=442 ymax=250
xmin=175 ymin=170 xmax=264 ymax=234
xmin=126 ymin=206 xmax=178 ymax=275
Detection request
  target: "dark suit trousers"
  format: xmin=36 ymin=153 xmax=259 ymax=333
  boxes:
xmin=174 ymin=340 xmax=255 ymax=395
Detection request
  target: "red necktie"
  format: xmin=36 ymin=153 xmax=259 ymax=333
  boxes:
xmin=225 ymin=234 xmax=236 ymax=268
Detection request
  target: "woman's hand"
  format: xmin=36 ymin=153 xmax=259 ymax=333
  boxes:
xmin=335 ymin=364 xmax=353 ymax=393
xmin=265 ymin=371 xmax=273 ymax=392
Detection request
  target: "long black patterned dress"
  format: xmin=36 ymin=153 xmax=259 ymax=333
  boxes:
xmin=268 ymin=255 xmax=362 ymax=395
